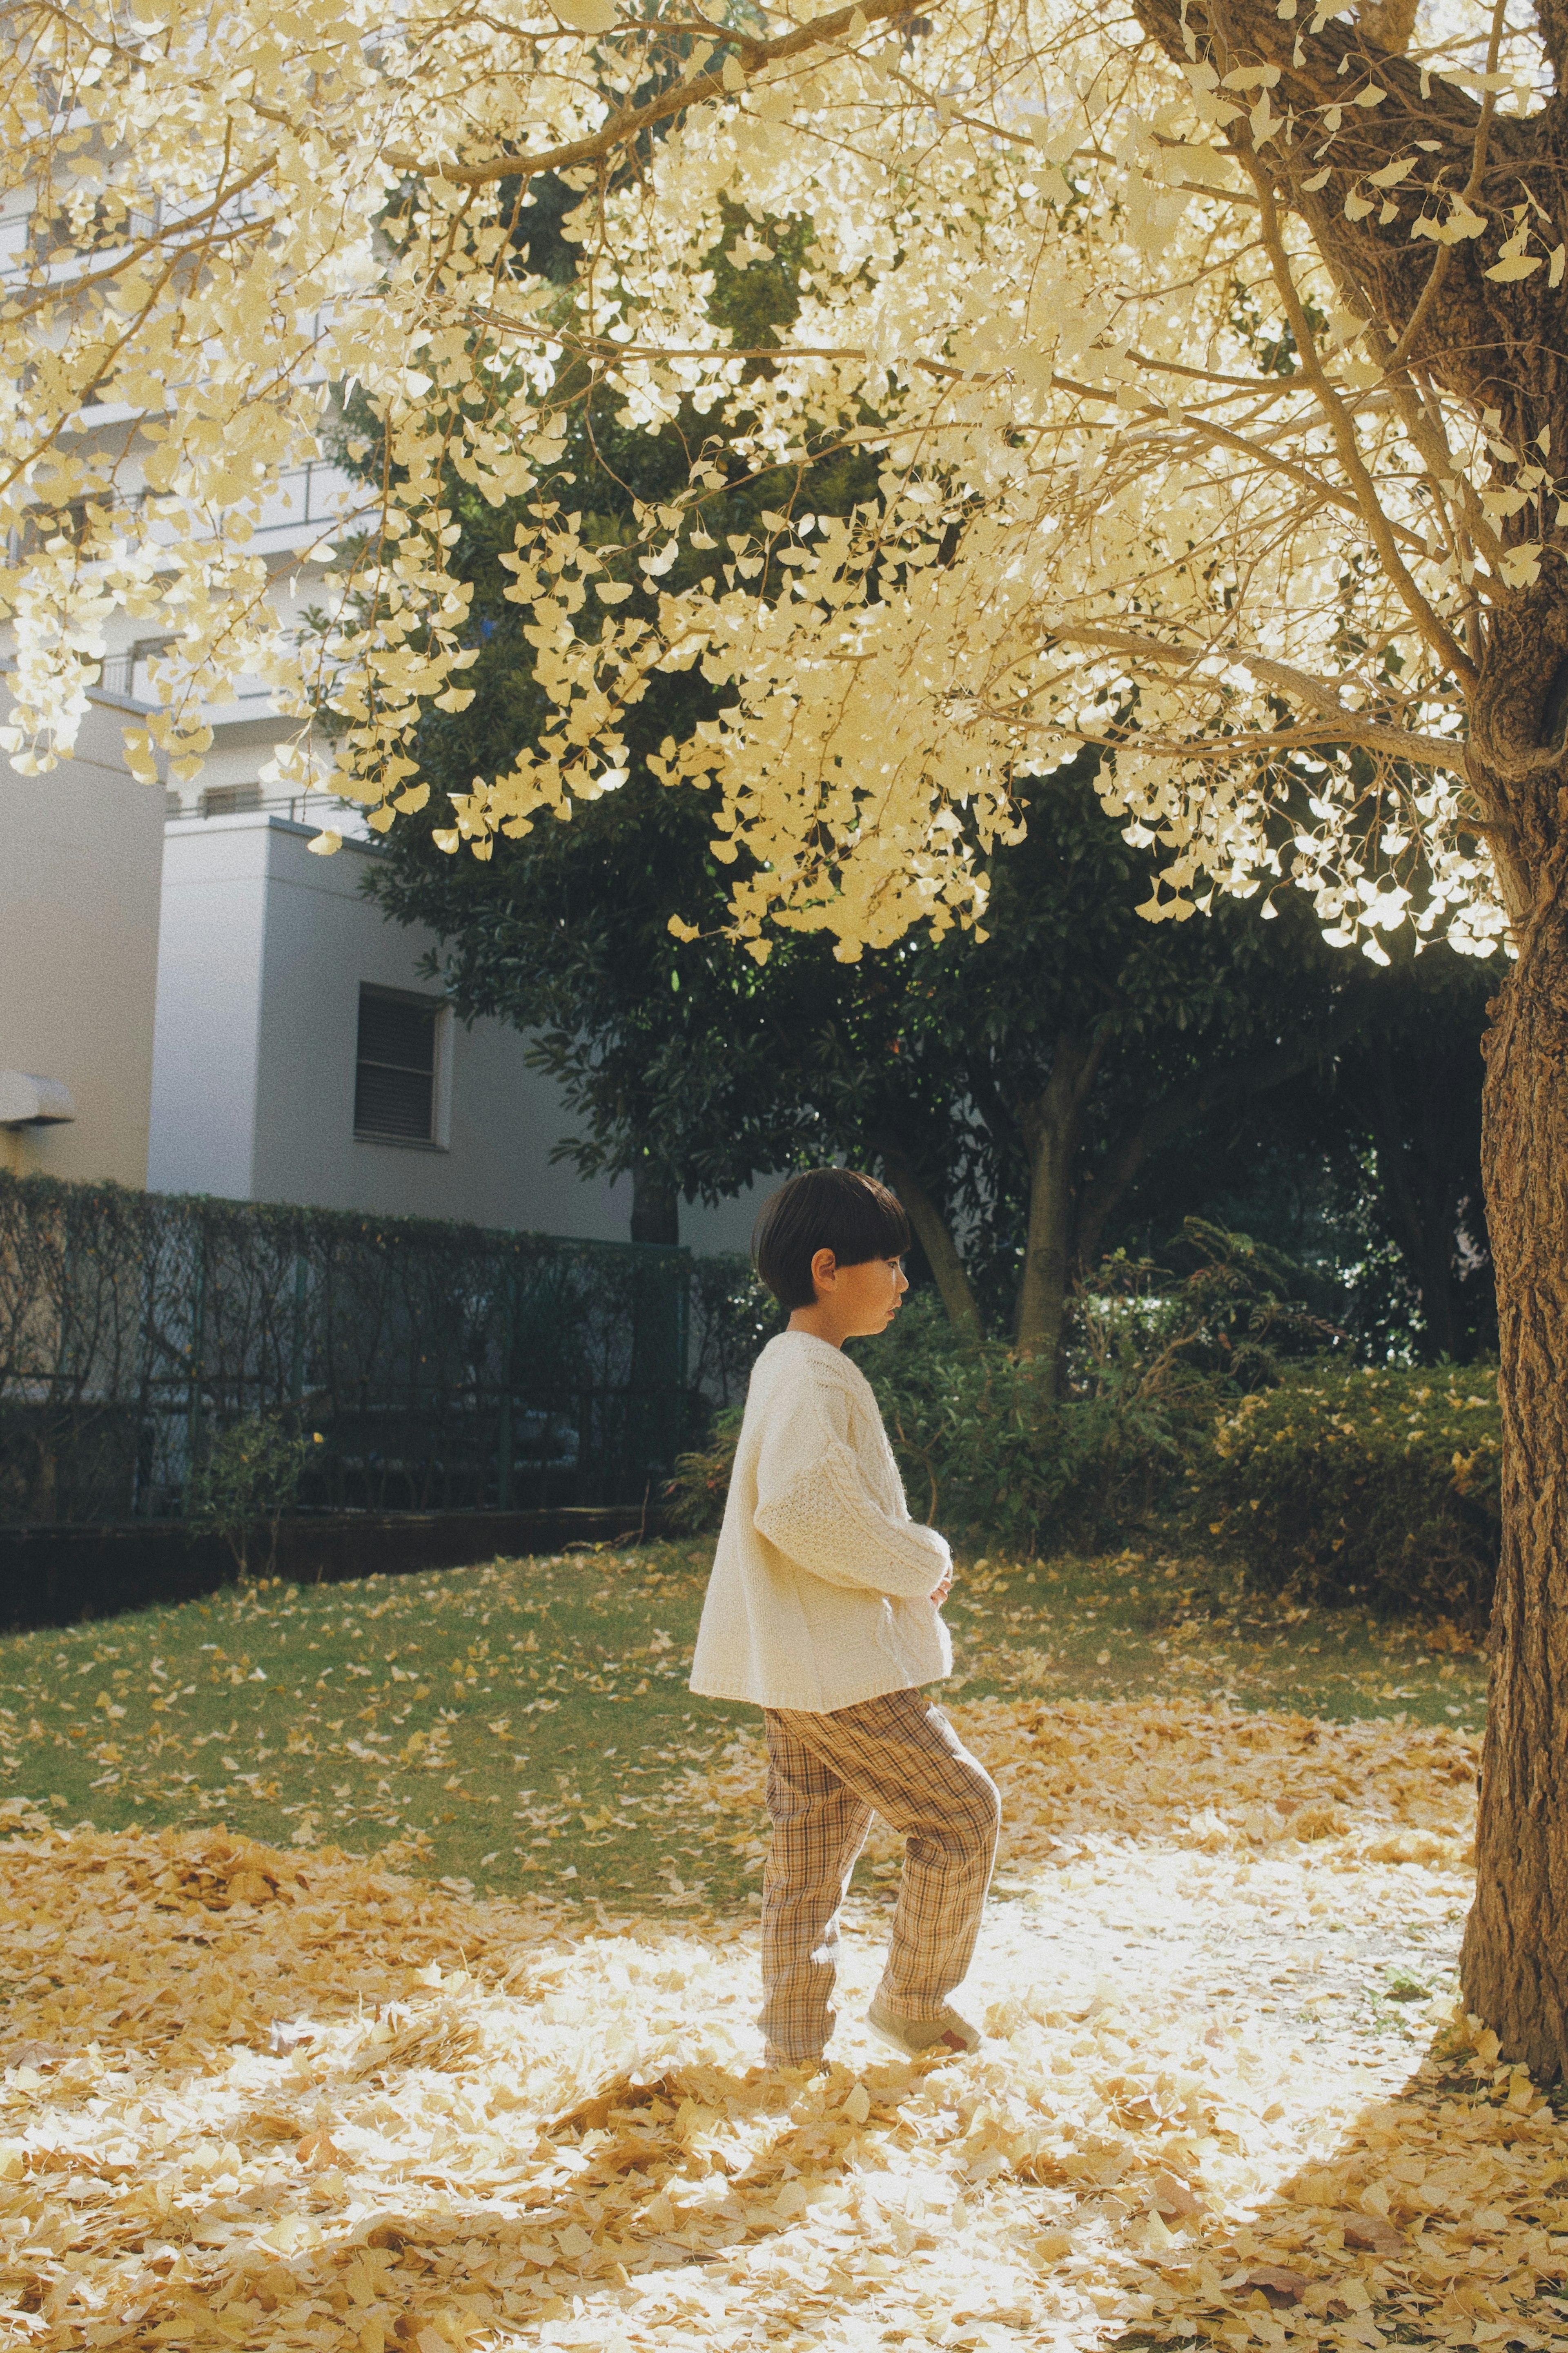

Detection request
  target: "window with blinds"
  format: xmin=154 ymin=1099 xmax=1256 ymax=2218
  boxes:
xmin=354 ymin=988 xmax=440 ymax=1144
xmin=198 ymin=783 xmax=262 ymax=819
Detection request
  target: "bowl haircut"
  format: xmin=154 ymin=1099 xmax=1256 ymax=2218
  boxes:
xmin=752 ymin=1168 xmax=911 ymax=1311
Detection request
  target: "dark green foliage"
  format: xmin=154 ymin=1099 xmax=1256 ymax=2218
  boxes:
xmin=185 ymin=1413 xmax=321 ymax=1579
xmin=686 ymin=1253 xmax=782 ymax=1406
xmin=665 ymin=1405 xmax=746 ymax=1535
xmin=859 ymin=1222 xmax=1335 ymax=1553
xmin=666 ymin=1221 xmax=1336 ymax=1554
xmin=1196 ymin=1362 xmax=1501 ymax=1624
xmin=354 ymin=199 xmax=1496 ymax=1361
xmin=667 ymin=1229 xmax=1501 ymax=1621
xmin=0 ymin=1171 xmax=698 ymax=1522
xmin=364 ymin=229 xmax=884 ymax=1218
xmin=1128 ymin=943 xmax=1496 ymax=1365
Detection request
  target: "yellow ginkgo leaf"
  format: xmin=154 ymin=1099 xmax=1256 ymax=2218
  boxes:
xmin=551 ymin=0 xmax=617 ymax=30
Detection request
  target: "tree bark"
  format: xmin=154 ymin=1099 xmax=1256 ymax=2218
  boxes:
xmin=630 ymin=1163 xmax=679 ymax=1246
xmin=1015 ymin=1032 xmax=1102 ymax=1372
xmin=1355 ymin=0 xmax=1416 ymax=53
xmin=1400 ymin=624 xmax=1568 ymax=2076
xmin=879 ymin=1148 xmax=985 ymax=1339
xmin=1459 ymin=873 xmax=1568 ymax=2083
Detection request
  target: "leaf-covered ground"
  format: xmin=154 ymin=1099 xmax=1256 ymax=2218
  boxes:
xmin=5 ymin=1547 xmax=1561 ymax=2353
xmin=0 ymin=1543 xmax=1489 ymax=1905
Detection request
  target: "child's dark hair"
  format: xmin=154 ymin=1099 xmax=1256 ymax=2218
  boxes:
xmin=752 ymin=1169 xmax=911 ymax=1311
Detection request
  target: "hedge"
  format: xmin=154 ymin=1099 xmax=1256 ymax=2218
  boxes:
xmin=1197 ymin=1363 xmax=1501 ymax=1621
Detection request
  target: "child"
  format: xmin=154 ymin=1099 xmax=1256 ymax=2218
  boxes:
xmin=690 ymin=1167 xmax=1000 ymax=2069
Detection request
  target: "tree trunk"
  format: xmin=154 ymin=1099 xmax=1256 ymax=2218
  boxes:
xmin=630 ymin=1164 xmax=679 ymax=1246
xmin=1015 ymin=1032 xmax=1102 ymax=1373
xmin=1450 ymin=579 xmax=1568 ymax=2076
xmin=880 ymin=1149 xmax=985 ymax=1339
xmin=1127 ymin=0 xmax=1568 ymax=2079
xmin=1459 ymin=924 xmax=1568 ymax=2082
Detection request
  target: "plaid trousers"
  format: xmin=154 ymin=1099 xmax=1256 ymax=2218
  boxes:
xmin=759 ymin=1686 xmax=1000 ymax=2065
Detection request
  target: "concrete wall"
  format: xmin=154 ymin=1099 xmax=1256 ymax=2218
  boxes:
xmin=149 ymin=813 xmax=766 ymax=1248
xmin=0 ymin=688 xmax=165 ymax=1186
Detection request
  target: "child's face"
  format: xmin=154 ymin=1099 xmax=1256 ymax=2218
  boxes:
xmin=807 ymin=1249 xmax=909 ymax=1337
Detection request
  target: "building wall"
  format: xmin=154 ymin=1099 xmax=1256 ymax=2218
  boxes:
xmin=0 ymin=688 xmax=165 ymax=1186
xmin=149 ymin=813 xmax=766 ymax=1249
xmin=145 ymin=815 xmax=269 ymax=1200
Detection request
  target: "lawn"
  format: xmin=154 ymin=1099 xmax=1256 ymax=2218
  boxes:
xmin=0 ymin=1541 xmax=1489 ymax=1906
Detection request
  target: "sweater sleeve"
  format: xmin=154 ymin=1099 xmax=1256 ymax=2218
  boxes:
xmin=752 ymin=1364 xmax=950 ymax=1601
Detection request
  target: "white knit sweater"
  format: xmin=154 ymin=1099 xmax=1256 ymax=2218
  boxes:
xmin=688 ymin=1331 xmax=953 ymax=1713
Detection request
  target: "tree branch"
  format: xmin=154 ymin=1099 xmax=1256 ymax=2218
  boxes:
xmin=1039 ymin=630 xmax=1467 ymax=765
xmin=0 ymin=158 xmax=276 ymax=328
xmin=382 ymin=0 xmax=936 ymax=189
xmin=1234 ymin=136 xmax=1477 ymax=687
xmin=1380 ymin=0 xmax=1507 ymax=382
xmin=1169 ymin=406 xmax=1433 ymax=555
xmin=1129 ymin=1 xmax=1551 ymax=585
xmin=878 ymin=1145 xmax=985 ymax=1339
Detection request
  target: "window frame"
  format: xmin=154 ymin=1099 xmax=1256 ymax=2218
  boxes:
xmin=352 ymin=984 xmax=452 ymax=1152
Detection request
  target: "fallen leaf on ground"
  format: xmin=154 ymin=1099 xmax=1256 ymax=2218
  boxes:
xmin=1239 ymin=2263 xmax=1310 ymax=2302
xmin=1335 ymin=2207 xmax=1408 ymax=2254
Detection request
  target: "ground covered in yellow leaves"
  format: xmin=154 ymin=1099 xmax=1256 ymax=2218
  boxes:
xmin=4 ymin=1674 xmax=1564 ymax=2352
xmin=0 ymin=1545 xmax=1490 ymax=1907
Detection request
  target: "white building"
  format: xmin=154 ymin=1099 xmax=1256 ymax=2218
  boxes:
xmin=1 ymin=682 xmax=165 ymax=1187
xmin=4 ymin=396 xmax=764 ymax=1245
xmin=131 ymin=461 xmax=764 ymax=1247
xmin=148 ymin=808 xmax=761 ymax=1248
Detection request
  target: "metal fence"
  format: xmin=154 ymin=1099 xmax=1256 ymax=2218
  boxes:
xmin=0 ymin=1174 xmax=775 ymax=1526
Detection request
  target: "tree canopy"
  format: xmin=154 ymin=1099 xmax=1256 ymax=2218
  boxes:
xmin=1 ymin=0 xmax=1541 ymax=960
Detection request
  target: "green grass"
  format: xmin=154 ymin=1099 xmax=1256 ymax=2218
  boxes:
xmin=943 ymin=1544 xmax=1490 ymax=1726
xmin=0 ymin=1541 xmax=1488 ymax=1910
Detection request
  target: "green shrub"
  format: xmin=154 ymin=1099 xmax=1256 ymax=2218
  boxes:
xmin=1197 ymin=1363 xmax=1501 ymax=1621
xmin=186 ymin=1413 xmax=321 ymax=1579
xmin=860 ymin=1274 xmax=1244 ymax=1555
xmin=665 ymin=1224 xmax=1329 ymax=1555
xmin=861 ymin=1224 xmax=1338 ymax=1552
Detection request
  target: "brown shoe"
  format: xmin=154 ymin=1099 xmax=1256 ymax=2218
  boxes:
xmin=866 ymin=2000 xmax=981 ymax=2058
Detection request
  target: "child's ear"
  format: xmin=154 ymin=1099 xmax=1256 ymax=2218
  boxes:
xmin=810 ymin=1246 xmax=838 ymax=1295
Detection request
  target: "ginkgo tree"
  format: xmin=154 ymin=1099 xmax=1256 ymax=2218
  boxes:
xmin=4 ymin=0 xmax=1565 ymax=2070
